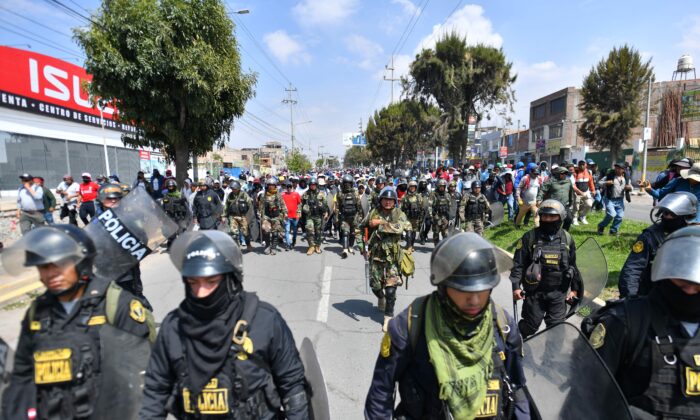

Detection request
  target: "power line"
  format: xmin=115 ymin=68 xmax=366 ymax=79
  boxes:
xmin=1 ymin=23 xmax=84 ymax=59
xmin=238 ymin=43 xmax=287 ymax=89
xmin=231 ymin=15 xmax=292 ymax=85
xmin=390 ymin=0 xmax=430 ymax=58
xmin=0 ymin=6 xmax=72 ymax=38
xmin=251 ymin=99 xmax=288 ymax=123
xmin=394 ymin=0 xmax=431 ymax=56
xmin=244 ymin=111 xmax=290 ymax=137
xmin=42 ymin=0 xmax=95 ymax=25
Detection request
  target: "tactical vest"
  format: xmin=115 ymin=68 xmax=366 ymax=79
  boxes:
xmin=27 ymin=283 xmax=123 ymax=420
xmin=263 ymin=196 xmax=280 ymax=218
xmin=306 ymin=192 xmax=325 ymax=217
xmin=170 ymin=294 xmax=282 ymax=420
xmin=466 ymin=194 xmax=488 ymax=221
xmin=404 ymin=194 xmax=422 ymax=220
xmin=227 ymin=193 xmax=249 ymax=217
xmin=433 ymin=193 xmax=450 ymax=217
xmin=340 ymin=192 xmax=357 ymax=218
xmin=163 ymin=195 xmax=188 ymax=220
xmin=524 ymin=230 xmax=571 ymax=291
xmin=397 ymin=296 xmax=514 ymax=420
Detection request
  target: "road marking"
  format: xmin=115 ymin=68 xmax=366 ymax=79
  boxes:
xmin=0 ymin=281 xmax=43 ymax=305
xmin=316 ymin=266 xmax=332 ymax=323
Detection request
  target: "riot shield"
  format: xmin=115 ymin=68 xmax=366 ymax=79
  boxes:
xmin=323 ymin=191 xmax=336 ymax=226
xmin=488 ymin=201 xmax=505 ymax=228
xmin=522 ymin=322 xmax=632 ymax=420
xmin=245 ymin=201 xmax=260 ymax=244
xmin=92 ymin=324 xmax=151 ymax=419
xmin=84 ymin=187 xmax=178 ymax=282
xmin=0 ymin=337 xmax=14 ymax=408
xmin=360 ymin=193 xmax=369 ymax=217
xmin=567 ymin=237 xmax=607 ymax=317
xmin=447 ymin=195 xmax=459 ymax=234
xmin=299 ymin=337 xmax=331 ymax=420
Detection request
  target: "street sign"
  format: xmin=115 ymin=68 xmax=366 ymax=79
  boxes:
xmin=643 ymin=127 xmax=652 ymax=141
xmin=499 ymin=146 xmax=508 ymax=158
xmin=139 ymin=150 xmax=151 ymax=160
xmin=545 ymin=139 xmax=561 ymax=155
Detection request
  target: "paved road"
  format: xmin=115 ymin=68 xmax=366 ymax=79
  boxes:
xmin=0 ymin=237 xmax=521 ymax=419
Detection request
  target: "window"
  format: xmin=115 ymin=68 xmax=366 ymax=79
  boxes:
xmin=532 ymin=104 xmax=546 ymax=119
xmin=550 ymin=97 xmax=566 ymax=115
xmin=549 ymin=124 xmax=563 ymax=139
xmin=532 ymin=127 xmax=544 ymax=141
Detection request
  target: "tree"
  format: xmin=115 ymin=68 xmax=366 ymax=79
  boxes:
xmin=286 ymin=150 xmax=312 ymax=174
xmin=365 ymin=100 xmax=439 ymax=165
xmin=579 ymin=45 xmax=654 ymax=163
xmin=75 ymin=0 xmax=256 ymax=185
xmin=405 ymin=33 xmax=516 ymax=164
xmin=315 ymin=158 xmax=325 ymax=168
xmin=326 ymin=157 xmax=340 ymax=168
xmin=343 ymin=146 xmax=372 ymax=167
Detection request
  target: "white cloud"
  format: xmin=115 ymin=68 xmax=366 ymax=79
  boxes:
xmin=414 ymin=4 xmax=503 ymax=53
xmin=679 ymin=16 xmax=700 ymax=52
xmin=344 ymin=34 xmax=383 ymax=70
xmin=392 ymin=0 xmax=417 ymax=15
xmin=292 ymin=0 xmax=358 ymax=27
xmin=263 ymin=30 xmax=311 ymax=65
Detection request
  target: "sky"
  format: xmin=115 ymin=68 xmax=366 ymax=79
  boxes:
xmin=2 ymin=0 xmax=700 ymax=159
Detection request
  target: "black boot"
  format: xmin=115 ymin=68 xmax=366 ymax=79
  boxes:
xmin=348 ymin=234 xmax=356 ymax=254
xmin=270 ymin=233 xmax=278 ymax=255
xmin=383 ymin=286 xmax=397 ymax=332
xmin=341 ymin=232 xmax=349 ymax=259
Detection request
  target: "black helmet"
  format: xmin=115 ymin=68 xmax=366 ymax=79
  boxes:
xmin=2 ymin=225 xmax=96 ymax=282
xmin=170 ymin=231 xmax=243 ymax=279
xmin=97 ymin=183 xmax=123 ymax=203
xmin=165 ymin=179 xmax=177 ymax=190
xmin=651 ymin=226 xmax=700 ymax=284
xmin=471 ymin=180 xmax=482 ymax=189
xmin=378 ymin=186 xmax=398 ymax=204
xmin=538 ymin=199 xmax=566 ymax=219
xmin=342 ymin=174 xmax=354 ymax=185
xmin=375 ymin=176 xmax=387 ymax=186
xmin=230 ymin=181 xmax=241 ymax=191
xmin=437 ymin=179 xmax=447 ymax=189
xmin=430 ymin=233 xmax=500 ymax=292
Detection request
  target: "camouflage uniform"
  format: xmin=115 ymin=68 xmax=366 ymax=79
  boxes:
xmin=429 ymin=184 xmax=451 ymax=244
xmin=302 ymin=187 xmax=328 ymax=253
xmin=225 ymin=189 xmax=253 ymax=245
xmin=459 ymin=191 xmax=490 ymax=236
xmin=335 ymin=186 xmax=363 ymax=256
xmin=258 ymin=190 xmax=287 ymax=254
xmin=400 ymin=187 xmax=425 ymax=250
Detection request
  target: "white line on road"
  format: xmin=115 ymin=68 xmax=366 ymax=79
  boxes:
xmin=316 ymin=266 xmax=332 ymax=323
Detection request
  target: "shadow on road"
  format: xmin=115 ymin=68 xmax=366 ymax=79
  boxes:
xmin=332 ymin=299 xmax=384 ymax=324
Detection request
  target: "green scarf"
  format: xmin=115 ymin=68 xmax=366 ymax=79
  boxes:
xmin=425 ymin=293 xmax=494 ymax=420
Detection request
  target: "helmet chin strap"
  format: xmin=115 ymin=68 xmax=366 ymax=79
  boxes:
xmin=50 ymin=275 xmax=87 ymax=299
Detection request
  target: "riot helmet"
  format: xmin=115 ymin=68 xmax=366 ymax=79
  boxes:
xmin=266 ymin=178 xmax=278 ymax=193
xmin=430 ymin=233 xmax=500 ymax=292
xmin=165 ymin=179 xmax=177 ymax=192
xmin=341 ymin=174 xmax=354 ymax=192
xmin=118 ymin=182 xmax=132 ymax=194
xmin=650 ymin=191 xmax=698 ymax=232
xmin=408 ymin=180 xmax=418 ymax=193
xmin=378 ymin=186 xmax=398 ymax=206
xmin=230 ymin=181 xmax=241 ymax=192
xmin=309 ymin=177 xmax=318 ymax=190
xmin=651 ymin=225 xmax=700 ymax=285
xmin=375 ymin=176 xmax=387 ymax=190
xmin=170 ymin=230 xmax=243 ymax=281
xmin=538 ymin=199 xmax=566 ymax=219
xmin=471 ymin=180 xmax=482 ymax=192
xmin=436 ymin=178 xmax=447 ymax=192
xmin=97 ymin=183 xmax=124 ymax=207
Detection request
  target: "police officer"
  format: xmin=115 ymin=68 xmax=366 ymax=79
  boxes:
xmin=335 ymin=174 xmax=362 ymax=258
xmin=400 ymin=180 xmax=425 ymax=251
xmin=225 ymin=180 xmax=254 ymax=252
xmin=161 ymin=179 xmax=191 ymax=248
xmin=357 ymin=187 xmax=411 ymax=331
xmin=96 ymin=182 xmax=124 ymax=216
xmin=459 ymin=180 xmax=491 ymax=236
xmin=370 ymin=176 xmax=387 ymax=210
xmin=258 ymin=178 xmax=287 ymax=255
xmin=365 ymin=233 xmax=529 ymax=419
xmin=429 ymin=179 xmax=451 ymax=244
xmin=536 ymin=166 xmax=575 ymax=231
xmin=192 ymin=180 xmax=223 ymax=230
xmin=618 ymin=191 xmax=698 ymax=298
xmin=1 ymin=225 xmax=155 ymax=419
xmin=139 ymin=231 xmax=309 ymax=419
xmin=301 ymin=178 xmax=329 ymax=256
xmin=448 ymin=180 xmax=462 ymax=231
xmin=584 ymin=226 xmax=700 ymax=419
xmin=510 ymin=199 xmax=580 ymax=338
xmin=418 ymin=176 xmax=432 ymax=245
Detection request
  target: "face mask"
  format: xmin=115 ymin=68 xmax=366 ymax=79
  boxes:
xmin=82 ymin=178 xmax=90 ymax=183
xmin=539 ymin=220 xmax=561 ymax=236
xmin=658 ymin=280 xmax=700 ymax=322
xmin=660 ymin=217 xmax=686 ymax=233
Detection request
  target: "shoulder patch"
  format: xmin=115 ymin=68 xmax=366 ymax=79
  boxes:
xmin=207 ymin=196 xmax=212 ymax=202
xmin=381 ymin=332 xmax=391 ymax=358
xmin=589 ymin=323 xmax=606 ymax=349
xmin=129 ymin=299 xmax=146 ymax=323
xmin=632 ymin=241 xmax=644 ymax=253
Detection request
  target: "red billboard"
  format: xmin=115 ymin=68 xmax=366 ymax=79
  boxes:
xmin=0 ymin=46 xmax=134 ymax=133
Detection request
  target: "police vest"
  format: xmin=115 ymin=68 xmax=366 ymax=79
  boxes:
xmin=404 ymin=194 xmax=423 ymax=220
xmin=433 ymin=193 xmax=450 ymax=217
xmin=263 ymin=196 xmax=281 ymax=218
xmin=195 ymin=192 xmax=217 ymax=218
xmin=163 ymin=195 xmax=188 ymax=220
xmin=524 ymin=230 xmax=572 ymax=291
xmin=171 ymin=294 xmax=282 ymax=420
xmin=27 ymin=283 xmax=132 ymax=419
xmin=397 ymin=296 xmax=515 ymax=420
xmin=339 ymin=192 xmax=358 ymax=218
xmin=227 ymin=193 xmax=249 ymax=217
xmin=465 ymin=194 xmax=488 ymax=221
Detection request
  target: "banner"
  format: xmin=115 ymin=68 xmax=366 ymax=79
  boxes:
xmin=682 ymin=88 xmax=700 ymax=121
xmin=545 ymin=138 xmax=561 ymax=155
xmin=0 ymin=46 xmax=135 ymax=133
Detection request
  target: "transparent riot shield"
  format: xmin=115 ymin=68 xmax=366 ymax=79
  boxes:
xmin=522 ymin=322 xmax=632 ymax=419
xmin=245 ymin=201 xmax=260 ymax=244
xmin=84 ymin=187 xmax=178 ymax=282
xmin=324 ymin=192 xmax=336 ymax=226
xmin=91 ymin=324 xmax=151 ymax=419
xmin=299 ymin=338 xmax=330 ymax=420
xmin=488 ymin=201 xmax=505 ymax=228
xmin=447 ymin=195 xmax=459 ymax=235
xmin=567 ymin=237 xmax=607 ymax=317
xmin=0 ymin=337 xmax=14 ymax=408
xmin=360 ymin=193 xmax=370 ymax=217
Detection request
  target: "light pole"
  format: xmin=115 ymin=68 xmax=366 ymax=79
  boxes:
xmin=98 ymin=99 xmax=111 ymax=177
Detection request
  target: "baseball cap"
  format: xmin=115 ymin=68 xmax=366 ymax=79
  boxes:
xmin=674 ymin=158 xmax=692 ymax=169
xmin=81 ymin=172 xmax=92 ymax=178
xmin=19 ymin=173 xmax=33 ymax=180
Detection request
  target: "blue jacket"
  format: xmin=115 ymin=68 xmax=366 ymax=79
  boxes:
xmin=648 ymin=178 xmax=700 ymax=223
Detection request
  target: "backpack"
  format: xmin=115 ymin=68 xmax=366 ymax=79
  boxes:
xmin=399 ymin=249 xmax=415 ymax=278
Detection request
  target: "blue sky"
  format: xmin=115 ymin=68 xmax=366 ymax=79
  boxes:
xmin=2 ymin=0 xmax=699 ymax=159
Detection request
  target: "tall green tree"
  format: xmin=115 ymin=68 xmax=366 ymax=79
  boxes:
xmin=286 ymin=150 xmax=312 ymax=174
xmin=75 ymin=0 xmax=256 ymax=185
xmin=579 ymin=45 xmax=654 ymax=163
xmin=343 ymin=146 xmax=372 ymax=167
xmin=365 ymin=100 xmax=439 ymax=165
xmin=405 ymin=33 xmax=516 ymax=164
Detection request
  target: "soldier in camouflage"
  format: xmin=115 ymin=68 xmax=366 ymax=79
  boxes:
xmin=225 ymin=180 xmax=254 ymax=252
xmin=258 ymin=178 xmax=287 ymax=255
xmin=161 ymin=179 xmax=190 ymax=248
xmin=400 ymin=180 xmax=425 ymax=251
xmin=418 ymin=176 xmax=431 ymax=245
xmin=336 ymin=174 xmax=363 ymax=258
xmin=459 ymin=180 xmax=491 ymax=236
xmin=302 ymin=178 xmax=329 ymax=255
xmin=358 ymin=187 xmax=412 ymax=332
xmin=370 ymin=176 xmax=387 ymax=211
xmin=429 ymin=179 xmax=451 ymax=245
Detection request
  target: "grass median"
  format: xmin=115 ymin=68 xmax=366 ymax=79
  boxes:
xmin=484 ymin=208 xmax=650 ymax=301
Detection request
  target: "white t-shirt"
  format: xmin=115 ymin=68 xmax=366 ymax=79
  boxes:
xmin=519 ymin=176 xmax=542 ymax=203
xmin=56 ymin=181 xmax=80 ymax=205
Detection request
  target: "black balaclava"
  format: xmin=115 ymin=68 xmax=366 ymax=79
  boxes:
xmin=657 ymin=280 xmax=700 ymax=323
xmin=660 ymin=216 xmax=687 ymax=233
xmin=539 ymin=217 xmax=561 ymax=237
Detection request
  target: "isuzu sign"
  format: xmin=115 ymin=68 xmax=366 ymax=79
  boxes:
xmin=0 ymin=46 xmax=135 ymax=132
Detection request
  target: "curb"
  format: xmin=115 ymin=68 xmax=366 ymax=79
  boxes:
xmin=494 ymin=245 xmax=606 ymax=311
xmin=0 ymin=271 xmax=43 ymax=306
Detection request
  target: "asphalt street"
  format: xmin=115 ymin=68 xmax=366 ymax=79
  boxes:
xmin=0 ymin=236 xmax=518 ymax=419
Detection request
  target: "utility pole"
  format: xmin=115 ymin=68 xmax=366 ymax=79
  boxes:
xmin=383 ymin=56 xmax=399 ymax=104
xmin=641 ymin=77 xmax=652 ymax=185
xmin=282 ymin=84 xmax=297 ymax=154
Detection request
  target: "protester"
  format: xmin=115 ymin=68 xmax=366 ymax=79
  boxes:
xmin=16 ymin=173 xmax=45 ymax=234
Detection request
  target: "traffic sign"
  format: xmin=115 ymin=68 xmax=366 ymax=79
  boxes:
xmin=499 ymin=146 xmax=508 ymax=158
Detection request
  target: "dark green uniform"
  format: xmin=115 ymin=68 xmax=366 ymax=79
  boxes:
xmin=225 ymin=190 xmax=253 ymax=244
xmin=459 ymin=192 xmax=490 ymax=236
xmin=429 ymin=190 xmax=451 ymax=244
xmin=302 ymin=189 xmax=328 ymax=248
